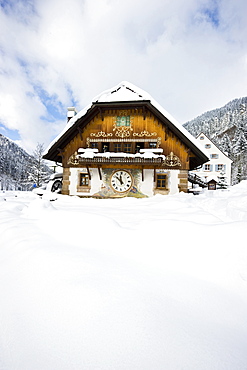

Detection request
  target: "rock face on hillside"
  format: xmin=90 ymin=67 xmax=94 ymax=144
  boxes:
xmin=0 ymin=134 xmax=52 ymax=190
xmin=184 ymin=97 xmax=247 ymax=184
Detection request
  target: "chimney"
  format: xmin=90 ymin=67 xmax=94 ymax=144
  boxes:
xmin=67 ymin=107 xmax=77 ymax=122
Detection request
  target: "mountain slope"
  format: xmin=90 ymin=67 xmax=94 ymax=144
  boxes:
xmin=184 ymin=97 xmax=247 ymax=184
xmin=0 ymin=134 xmax=51 ymax=190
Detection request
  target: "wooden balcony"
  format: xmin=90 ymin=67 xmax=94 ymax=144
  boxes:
xmin=76 ymin=155 xmax=166 ymax=166
xmin=68 ymin=149 xmax=182 ymax=168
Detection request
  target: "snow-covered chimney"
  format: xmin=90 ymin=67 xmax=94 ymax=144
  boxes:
xmin=67 ymin=107 xmax=77 ymax=122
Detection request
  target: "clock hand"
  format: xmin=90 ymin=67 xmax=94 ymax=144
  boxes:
xmin=119 ymin=174 xmax=124 ymax=185
xmin=115 ymin=175 xmax=121 ymax=184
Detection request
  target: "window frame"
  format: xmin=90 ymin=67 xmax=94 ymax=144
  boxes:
xmin=90 ymin=142 xmax=98 ymax=149
xmin=210 ymin=154 xmax=219 ymax=159
xmin=123 ymin=143 xmax=132 ymax=153
xmin=114 ymin=143 xmax=122 ymax=152
xmin=77 ymin=172 xmax=91 ymax=192
xmin=204 ymin=164 xmax=211 ymax=171
xmin=156 ymin=174 xmax=167 ymax=189
xmin=216 ymin=164 xmax=225 ymax=172
xmin=116 ymin=116 xmax=131 ymax=127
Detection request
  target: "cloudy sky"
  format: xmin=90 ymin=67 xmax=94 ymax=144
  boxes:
xmin=0 ymin=0 xmax=247 ymax=154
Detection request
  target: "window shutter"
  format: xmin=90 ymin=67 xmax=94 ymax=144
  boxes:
xmin=210 ymin=165 xmax=213 ymax=171
xmin=215 ymin=165 xmax=218 ymax=171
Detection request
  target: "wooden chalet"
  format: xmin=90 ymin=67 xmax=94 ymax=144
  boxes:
xmin=43 ymin=81 xmax=209 ymax=198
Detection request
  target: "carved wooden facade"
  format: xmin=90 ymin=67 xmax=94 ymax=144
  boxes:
xmin=44 ymin=82 xmax=208 ymax=198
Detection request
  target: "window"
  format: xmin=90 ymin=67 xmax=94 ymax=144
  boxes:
xmin=210 ymin=154 xmax=219 ymax=159
xmin=200 ymin=136 xmax=204 ymax=140
xmin=112 ymin=143 xmax=132 ymax=153
xmin=149 ymin=142 xmax=157 ymax=148
xmin=216 ymin=164 xmax=225 ymax=171
xmin=124 ymin=143 xmax=132 ymax=153
xmin=116 ymin=116 xmax=130 ymax=127
xmin=79 ymin=173 xmax=89 ymax=186
xmin=77 ymin=172 xmax=91 ymax=193
xmin=91 ymin=142 xmax=98 ymax=149
xmin=205 ymin=144 xmax=211 ymax=149
xmin=114 ymin=143 xmax=122 ymax=152
xmin=156 ymin=174 xmax=167 ymax=189
xmin=204 ymin=164 xmax=211 ymax=171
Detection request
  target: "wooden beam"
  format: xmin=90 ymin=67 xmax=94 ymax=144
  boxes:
xmin=97 ymin=166 xmax=102 ymax=180
xmin=57 ymin=148 xmax=64 ymax=159
xmin=142 ymin=166 xmax=144 ymax=181
xmin=143 ymin=106 xmax=146 ymax=120
xmin=86 ymin=166 xmax=91 ymax=180
xmin=98 ymin=107 xmax=104 ymax=121
xmin=77 ymin=127 xmax=83 ymax=140
xmin=164 ymin=128 xmax=168 ymax=141
xmin=153 ymin=168 xmax=156 ymax=183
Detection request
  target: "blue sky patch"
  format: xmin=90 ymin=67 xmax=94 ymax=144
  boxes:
xmin=0 ymin=124 xmax=20 ymax=141
xmin=30 ymin=83 xmax=77 ymax=123
xmin=1 ymin=0 xmax=37 ymax=25
xmin=204 ymin=7 xmax=220 ymax=27
xmin=202 ymin=0 xmax=220 ymax=28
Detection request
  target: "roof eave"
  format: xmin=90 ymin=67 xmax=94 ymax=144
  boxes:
xmin=43 ymin=101 xmax=151 ymax=162
xmin=43 ymin=100 xmax=209 ymax=165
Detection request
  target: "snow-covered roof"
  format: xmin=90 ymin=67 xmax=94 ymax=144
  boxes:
xmin=44 ymin=81 xmax=209 ymax=162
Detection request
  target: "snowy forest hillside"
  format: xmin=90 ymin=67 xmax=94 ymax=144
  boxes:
xmin=184 ymin=97 xmax=247 ymax=184
xmin=0 ymin=134 xmax=52 ymax=190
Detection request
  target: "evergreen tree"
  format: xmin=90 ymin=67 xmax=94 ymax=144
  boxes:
xmin=233 ymin=130 xmax=247 ymax=155
xmin=217 ymin=170 xmax=228 ymax=189
xmin=236 ymin=164 xmax=242 ymax=184
xmin=221 ymin=134 xmax=231 ymax=156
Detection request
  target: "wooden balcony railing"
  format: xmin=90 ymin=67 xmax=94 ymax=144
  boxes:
xmin=76 ymin=156 xmax=166 ymax=165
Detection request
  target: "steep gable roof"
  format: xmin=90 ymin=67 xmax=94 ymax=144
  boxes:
xmin=43 ymin=81 xmax=209 ymax=165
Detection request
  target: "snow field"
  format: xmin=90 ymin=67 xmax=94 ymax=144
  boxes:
xmin=0 ymin=185 xmax=247 ymax=369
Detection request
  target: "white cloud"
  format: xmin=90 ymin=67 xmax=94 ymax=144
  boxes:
xmin=0 ymin=0 xmax=247 ymax=153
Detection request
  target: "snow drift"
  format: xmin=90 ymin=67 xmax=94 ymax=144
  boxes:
xmin=0 ymin=185 xmax=247 ymax=370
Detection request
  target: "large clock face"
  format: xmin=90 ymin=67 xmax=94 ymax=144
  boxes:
xmin=111 ymin=170 xmax=133 ymax=193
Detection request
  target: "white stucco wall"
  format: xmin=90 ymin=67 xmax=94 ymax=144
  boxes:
xmin=139 ymin=169 xmax=180 ymax=196
xmin=191 ymin=133 xmax=232 ymax=185
xmin=139 ymin=169 xmax=154 ymax=197
xmin=69 ymin=167 xmax=102 ymax=196
xmin=169 ymin=170 xmax=180 ymax=195
xmin=69 ymin=167 xmax=181 ymax=197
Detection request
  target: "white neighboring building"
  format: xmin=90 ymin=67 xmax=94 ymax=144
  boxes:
xmin=191 ymin=133 xmax=232 ymax=186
